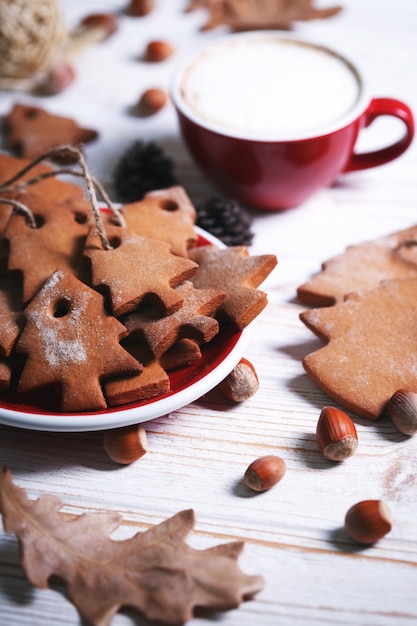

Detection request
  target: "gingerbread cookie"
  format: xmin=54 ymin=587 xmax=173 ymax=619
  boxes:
xmin=101 ymin=186 xmax=197 ymax=258
xmin=0 ymin=153 xmax=88 ymax=258
xmin=0 ymin=357 xmax=12 ymax=392
xmin=0 ymin=277 xmax=24 ymax=357
xmin=159 ymin=338 xmax=202 ymax=371
xmin=4 ymin=191 xmax=90 ymax=303
xmin=16 ymin=270 xmax=141 ymax=413
xmin=300 ymin=278 xmax=417 ymax=420
xmin=105 ymin=338 xmax=204 ymax=407
xmin=122 ymin=280 xmax=226 ymax=358
xmin=105 ymin=342 xmax=169 ymax=407
xmin=0 ymin=152 xmax=87 ymax=204
xmin=0 ymin=147 xmax=278 ymax=412
xmin=4 ymin=103 xmax=98 ymax=162
xmin=188 ymin=245 xmax=277 ymax=329
xmin=297 ymin=224 xmax=417 ymax=306
xmin=84 ymin=227 xmax=198 ymax=317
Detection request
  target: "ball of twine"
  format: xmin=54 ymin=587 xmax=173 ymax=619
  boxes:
xmin=0 ymin=0 xmax=68 ymax=86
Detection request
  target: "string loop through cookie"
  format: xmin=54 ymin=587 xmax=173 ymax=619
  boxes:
xmin=0 ymin=145 xmax=126 ymax=247
xmin=0 ymin=198 xmax=37 ymax=229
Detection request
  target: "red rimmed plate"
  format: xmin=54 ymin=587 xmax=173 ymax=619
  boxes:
xmin=0 ymin=228 xmax=254 ymax=432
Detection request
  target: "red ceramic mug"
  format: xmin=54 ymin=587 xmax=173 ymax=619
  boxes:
xmin=172 ymin=33 xmax=414 ymax=211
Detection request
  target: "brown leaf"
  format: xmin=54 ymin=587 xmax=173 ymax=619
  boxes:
xmin=186 ymin=0 xmax=342 ymax=30
xmin=0 ymin=467 xmax=264 ymax=625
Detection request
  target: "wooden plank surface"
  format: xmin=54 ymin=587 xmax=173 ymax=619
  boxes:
xmin=0 ymin=1 xmax=417 ymax=625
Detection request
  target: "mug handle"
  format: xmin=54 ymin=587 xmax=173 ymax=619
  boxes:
xmin=343 ymin=97 xmax=414 ymax=172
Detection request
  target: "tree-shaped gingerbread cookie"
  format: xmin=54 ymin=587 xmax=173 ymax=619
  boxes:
xmin=16 ymin=270 xmax=141 ymax=412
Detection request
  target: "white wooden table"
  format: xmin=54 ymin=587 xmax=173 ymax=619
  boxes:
xmin=1 ymin=1 xmax=417 ymax=625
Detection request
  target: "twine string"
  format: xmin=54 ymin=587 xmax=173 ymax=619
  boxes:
xmin=74 ymin=147 xmax=111 ymax=251
xmin=0 ymin=145 xmax=126 ymax=247
xmin=0 ymin=198 xmax=37 ymax=229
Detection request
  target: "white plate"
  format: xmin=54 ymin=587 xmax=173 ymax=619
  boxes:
xmin=0 ymin=228 xmax=255 ymax=432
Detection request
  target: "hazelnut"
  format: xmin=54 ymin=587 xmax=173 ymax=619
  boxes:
xmin=218 ymin=358 xmax=259 ymax=402
xmin=127 ymin=0 xmax=155 ymax=16
xmin=145 ymin=40 xmax=175 ymax=62
xmin=104 ymin=424 xmax=148 ymax=464
xmin=135 ymin=88 xmax=168 ymax=116
xmin=386 ymin=389 xmax=417 ymax=435
xmin=243 ymin=455 xmax=286 ymax=492
xmin=344 ymin=500 xmax=393 ymax=544
xmin=41 ymin=63 xmax=76 ymax=95
xmin=316 ymin=406 xmax=358 ymax=461
xmin=79 ymin=13 xmax=118 ymax=39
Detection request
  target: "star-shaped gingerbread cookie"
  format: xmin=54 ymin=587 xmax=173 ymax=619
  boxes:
xmin=3 ymin=191 xmax=90 ymax=303
xmin=84 ymin=227 xmax=198 ymax=317
xmin=4 ymin=103 xmax=98 ymax=162
xmin=0 ymin=152 xmax=87 ymax=205
xmin=119 ymin=187 xmax=197 ymax=258
xmin=122 ymin=280 xmax=226 ymax=358
xmin=188 ymin=245 xmax=277 ymax=329
xmin=0 ymin=153 xmax=88 ymax=265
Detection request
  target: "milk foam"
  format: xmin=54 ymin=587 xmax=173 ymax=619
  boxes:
xmin=180 ymin=37 xmax=361 ymax=138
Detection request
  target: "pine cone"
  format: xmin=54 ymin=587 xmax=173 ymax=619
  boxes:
xmin=196 ymin=196 xmax=254 ymax=246
xmin=113 ymin=140 xmax=177 ymax=202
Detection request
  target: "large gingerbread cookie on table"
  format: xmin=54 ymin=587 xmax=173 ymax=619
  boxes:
xmin=297 ymin=224 xmax=417 ymax=306
xmin=300 ymin=278 xmax=417 ymax=420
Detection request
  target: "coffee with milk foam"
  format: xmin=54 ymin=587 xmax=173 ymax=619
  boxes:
xmin=180 ymin=36 xmax=361 ymax=139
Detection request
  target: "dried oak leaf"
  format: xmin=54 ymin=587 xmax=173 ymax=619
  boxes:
xmin=300 ymin=278 xmax=417 ymax=420
xmin=0 ymin=467 xmax=264 ymax=626
xmin=186 ymin=0 xmax=342 ymax=30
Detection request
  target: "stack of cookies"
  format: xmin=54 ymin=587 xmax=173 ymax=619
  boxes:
xmin=0 ymin=152 xmax=277 ymax=414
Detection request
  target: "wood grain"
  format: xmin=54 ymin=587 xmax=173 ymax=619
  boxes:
xmin=0 ymin=1 xmax=416 ymax=624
